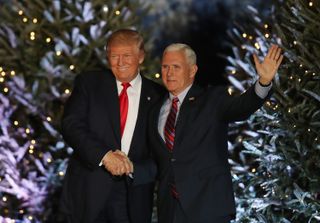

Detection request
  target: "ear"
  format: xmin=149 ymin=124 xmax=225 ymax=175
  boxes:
xmin=190 ymin=64 xmax=198 ymax=78
xmin=139 ymin=51 xmax=145 ymax=64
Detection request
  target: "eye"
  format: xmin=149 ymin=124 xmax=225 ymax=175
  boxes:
xmin=162 ymin=65 xmax=168 ymax=69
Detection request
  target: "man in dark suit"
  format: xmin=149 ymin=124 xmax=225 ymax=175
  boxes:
xmin=60 ymin=29 xmax=162 ymax=223
xmin=148 ymin=43 xmax=283 ymax=223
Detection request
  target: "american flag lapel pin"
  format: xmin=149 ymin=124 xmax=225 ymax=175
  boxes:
xmin=189 ymin=97 xmax=195 ymax=101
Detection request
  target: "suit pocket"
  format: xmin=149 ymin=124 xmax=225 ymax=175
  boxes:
xmin=197 ymin=165 xmax=229 ymax=180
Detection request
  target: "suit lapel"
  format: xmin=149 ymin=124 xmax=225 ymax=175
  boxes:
xmin=102 ymin=73 xmax=121 ymax=145
xmin=174 ymin=85 xmax=203 ymax=151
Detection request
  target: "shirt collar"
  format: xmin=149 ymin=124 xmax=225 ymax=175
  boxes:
xmin=116 ymin=73 xmax=141 ymax=91
xmin=169 ymin=84 xmax=193 ymax=104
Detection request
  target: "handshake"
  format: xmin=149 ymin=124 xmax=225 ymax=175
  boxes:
xmin=101 ymin=150 xmax=133 ymax=176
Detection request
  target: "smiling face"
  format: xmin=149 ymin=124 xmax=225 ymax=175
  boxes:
xmin=107 ymin=43 xmax=144 ymax=83
xmin=161 ymin=50 xmax=197 ymax=96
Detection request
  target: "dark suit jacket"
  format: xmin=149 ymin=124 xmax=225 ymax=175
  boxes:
xmin=60 ymin=70 xmax=162 ymax=223
xmin=148 ymin=83 xmax=271 ymax=223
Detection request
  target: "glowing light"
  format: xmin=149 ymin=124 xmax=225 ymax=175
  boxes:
xmin=2 ymin=196 xmax=7 ymax=202
xmin=59 ymin=171 xmax=65 ymax=176
xmin=115 ymin=10 xmax=121 ymax=15
xmin=28 ymin=216 xmax=33 ymax=221
xmin=64 ymin=89 xmax=70 ymax=94
xmin=1 ymin=71 xmax=6 ymax=76
xmin=56 ymin=51 xmax=62 ymax=56
xmin=249 ymin=36 xmax=253 ymax=40
xmin=227 ymin=87 xmax=233 ymax=95
xmin=155 ymin=73 xmax=160 ymax=78
xmin=254 ymin=42 xmax=260 ymax=49
xmin=46 ymin=37 xmax=52 ymax=43
xmin=0 ymin=67 xmax=2 ymax=71
xmin=242 ymin=33 xmax=247 ymax=38
xmin=288 ymin=108 xmax=291 ymax=113
xmin=32 ymin=18 xmax=38 ymax=24
xmin=4 ymin=87 xmax=9 ymax=93
xmin=289 ymin=76 xmax=293 ymax=80
xmin=103 ymin=6 xmax=109 ymax=12
xmin=18 ymin=10 xmax=23 ymax=15
xmin=11 ymin=70 xmax=15 ymax=76
xmin=309 ymin=1 xmax=313 ymax=7
xmin=251 ymin=168 xmax=256 ymax=173
xmin=14 ymin=121 xmax=19 ymax=126
xmin=264 ymin=24 xmax=268 ymax=29
xmin=264 ymin=33 xmax=270 ymax=38
xmin=69 ymin=65 xmax=75 ymax=70
xmin=29 ymin=145 xmax=34 ymax=149
xmin=293 ymin=41 xmax=297 ymax=45
xmin=47 ymin=158 xmax=52 ymax=163
xmin=299 ymin=64 xmax=303 ymax=68
xmin=19 ymin=210 xmax=24 ymax=214
xmin=231 ymin=70 xmax=236 ymax=74
xmin=0 ymin=77 xmax=4 ymax=82
xmin=47 ymin=116 xmax=52 ymax=122
xmin=308 ymin=129 xmax=311 ymax=132
xmin=26 ymin=128 xmax=30 ymax=134
xmin=23 ymin=17 xmax=28 ymax=23
xmin=31 ymin=140 xmax=36 ymax=144
xmin=29 ymin=149 xmax=34 ymax=154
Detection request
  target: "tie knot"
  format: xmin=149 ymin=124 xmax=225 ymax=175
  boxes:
xmin=121 ymin=82 xmax=131 ymax=90
xmin=172 ymin=97 xmax=179 ymax=104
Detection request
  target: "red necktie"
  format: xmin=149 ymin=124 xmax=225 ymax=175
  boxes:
xmin=119 ymin=82 xmax=130 ymax=137
xmin=164 ymin=97 xmax=179 ymax=151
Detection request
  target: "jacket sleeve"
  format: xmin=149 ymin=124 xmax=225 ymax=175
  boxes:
xmin=61 ymin=74 xmax=111 ymax=170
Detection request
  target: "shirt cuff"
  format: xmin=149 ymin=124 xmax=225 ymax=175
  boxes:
xmin=255 ymin=81 xmax=272 ymax=99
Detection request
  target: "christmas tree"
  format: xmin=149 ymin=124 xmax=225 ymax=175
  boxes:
xmin=0 ymin=0 xmax=157 ymax=222
xmin=226 ymin=0 xmax=320 ymax=222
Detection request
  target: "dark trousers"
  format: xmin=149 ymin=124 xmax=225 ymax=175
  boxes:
xmin=95 ymin=180 xmax=130 ymax=223
xmin=172 ymin=199 xmax=232 ymax=223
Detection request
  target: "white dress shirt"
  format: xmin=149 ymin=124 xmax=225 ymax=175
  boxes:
xmin=116 ymin=74 xmax=142 ymax=155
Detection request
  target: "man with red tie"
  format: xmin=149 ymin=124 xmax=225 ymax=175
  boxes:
xmin=60 ymin=29 xmax=163 ymax=223
xmin=148 ymin=43 xmax=283 ymax=222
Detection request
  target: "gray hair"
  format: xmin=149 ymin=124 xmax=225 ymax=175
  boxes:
xmin=163 ymin=43 xmax=197 ymax=65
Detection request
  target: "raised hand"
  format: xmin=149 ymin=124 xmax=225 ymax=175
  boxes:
xmin=102 ymin=150 xmax=133 ymax=176
xmin=253 ymin=44 xmax=284 ymax=85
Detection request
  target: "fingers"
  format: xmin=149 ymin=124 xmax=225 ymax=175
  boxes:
xmin=276 ymin=54 xmax=284 ymax=68
xmin=253 ymin=53 xmax=260 ymax=67
xmin=102 ymin=150 xmax=132 ymax=176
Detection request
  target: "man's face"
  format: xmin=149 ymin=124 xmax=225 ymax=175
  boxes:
xmin=107 ymin=43 xmax=144 ymax=83
xmin=161 ymin=50 xmax=197 ymax=96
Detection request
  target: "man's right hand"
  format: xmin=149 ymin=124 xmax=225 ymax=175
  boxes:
xmin=102 ymin=150 xmax=133 ymax=176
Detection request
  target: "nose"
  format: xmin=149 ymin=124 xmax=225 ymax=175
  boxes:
xmin=117 ymin=56 xmax=124 ymax=66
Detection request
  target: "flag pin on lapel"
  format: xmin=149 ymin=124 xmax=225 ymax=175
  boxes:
xmin=189 ymin=97 xmax=195 ymax=101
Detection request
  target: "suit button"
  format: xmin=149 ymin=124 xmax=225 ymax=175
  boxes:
xmin=171 ymin=158 xmax=176 ymax=162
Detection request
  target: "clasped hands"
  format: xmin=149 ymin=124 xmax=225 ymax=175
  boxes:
xmin=102 ymin=150 xmax=133 ymax=176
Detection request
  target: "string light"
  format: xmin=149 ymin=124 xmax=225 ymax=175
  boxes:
xmin=46 ymin=37 xmax=52 ymax=43
xmin=29 ymin=145 xmax=34 ymax=150
xmin=293 ymin=41 xmax=297 ymax=45
xmin=18 ymin=10 xmax=23 ymax=15
xmin=242 ymin=33 xmax=247 ymax=38
xmin=23 ymin=17 xmax=28 ymax=23
xmin=288 ymin=108 xmax=291 ymax=113
xmin=29 ymin=149 xmax=34 ymax=154
xmin=289 ymin=76 xmax=293 ymax=80
xmin=251 ymin=168 xmax=256 ymax=173
xmin=231 ymin=70 xmax=236 ymax=74
xmin=30 ymin=32 xmax=36 ymax=40
xmin=228 ymin=87 xmax=233 ymax=95
xmin=308 ymin=129 xmax=311 ymax=132
xmin=69 ymin=65 xmax=75 ymax=70
xmin=59 ymin=171 xmax=65 ymax=176
xmin=19 ymin=210 xmax=24 ymax=214
xmin=241 ymin=45 xmax=246 ymax=49
xmin=313 ymin=73 xmax=316 ymax=76
xmin=254 ymin=42 xmax=260 ymax=49
xmin=1 ymin=71 xmax=6 ymax=76
xmin=26 ymin=128 xmax=30 ymax=134
xmin=47 ymin=158 xmax=52 ymax=163
xmin=32 ymin=18 xmax=38 ymax=24
xmin=264 ymin=33 xmax=270 ymax=38
xmin=47 ymin=116 xmax=52 ymax=122
xmin=10 ymin=71 xmax=15 ymax=76
xmin=298 ymin=78 xmax=301 ymax=82
xmin=299 ymin=64 xmax=303 ymax=68
xmin=155 ymin=73 xmax=160 ymax=78
xmin=31 ymin=139 xmax=36 ymax=144
xmin=4 ymin=87 xmax=9 ymax=93
xmin=115 ymin=10 xmax=121 ymax=15
xmin=305 ymin=70 xmax=308 ymax=74
xmin=0 ymin=67 xmax=2 ymax=72
xmin=103 ymin=5 xmax=109 ymax=12
xmin=0 ymin=77 xmax=4 ymax=82
xmin=56 ymin=50 xmax=62 ymax=56
xmin=28 ymin=216 xmax=33 ymax=221
xmin=14 ymin=121 xmax=19 ymax=126
xmin=264 ymin=24 xmax=268 ymax=29
xmin=2 ymin=196 xmax=7 ymax=202
xmin=249 ymin=36 xmax=253 ymax=40
xmin=64 ymin=89 xmax=70 ymax=94
xmin=309 ymin=1 xmax=313 ymax=7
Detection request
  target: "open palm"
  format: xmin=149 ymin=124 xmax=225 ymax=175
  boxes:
xmin=253 ymin=44 xmax=284 ymax=85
